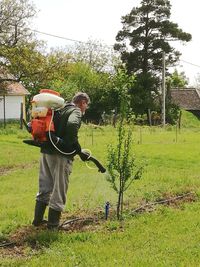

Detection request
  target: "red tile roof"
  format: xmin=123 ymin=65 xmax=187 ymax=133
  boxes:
xmin=6 ymin=82 xmax=30 ymax=95
xmin=0 ymin=68 xmax=30 ymax=96
xmin=0 ymin=82 xmax=30 ymax=96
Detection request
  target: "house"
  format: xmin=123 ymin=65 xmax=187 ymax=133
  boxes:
xmin=0 ymin=80 xmax=30 ymax=121
xmin=170 ymin=88 xmax=200 ymax=117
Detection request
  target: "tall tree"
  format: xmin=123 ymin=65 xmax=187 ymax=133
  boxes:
xmin=114 ymin=0 xmax=191 ymax=116
xmin=0 ymin=0 xmax=36 ymax=47
xmin=0 ymin=0 xmax=37 ymax=84
xmin=115 ymin=0 xmax=191 ymax=75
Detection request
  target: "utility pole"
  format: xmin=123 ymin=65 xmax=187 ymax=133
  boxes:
xmin=162 ymin=52 xmax=166 ymax=127
xmin=3 ymin=94 xmax=6 ymax=128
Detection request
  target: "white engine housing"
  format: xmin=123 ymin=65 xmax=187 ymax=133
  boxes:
xmin=32 ymin=92 xmax=65 ymax=109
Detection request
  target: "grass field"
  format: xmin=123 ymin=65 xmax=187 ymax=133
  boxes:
xmin=1 ymin=111 xmax=200 ymax=266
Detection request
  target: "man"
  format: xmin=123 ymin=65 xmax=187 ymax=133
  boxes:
xmin=32 ymin=92 xmax=90 ymax=229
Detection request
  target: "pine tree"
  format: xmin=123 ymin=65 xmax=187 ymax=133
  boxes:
xmin=114 ymin=0 xmax=192 ymax=116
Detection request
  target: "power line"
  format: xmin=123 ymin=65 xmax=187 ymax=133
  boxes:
xmin=31 ymin=29 xmax=86 ymax=44
xmin=31 ymin=28 xmax=114 ymax=47
xmin=180 ymin=59 xmax=200 ymax=69
xmin=30 ymin=28 xmax=200 ymax=68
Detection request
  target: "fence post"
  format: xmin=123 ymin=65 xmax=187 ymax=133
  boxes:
xmin=91 ymin=128 xmax=94 ymax=145
xmin=139 ymin=127 xmax=142 ymax=144
xmin=175 ymin=123 xmax=178 ymax=143
xmin=148 ymin=109 xmax=152 ymax=127
xmin=20 ymin=102 xmax=23 ymax=129
xmin=3 ymin=95 xmax=6 ymax=128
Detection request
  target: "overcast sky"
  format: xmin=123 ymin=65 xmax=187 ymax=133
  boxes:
xmin=32 ymin=0 xmax=200 ymax=86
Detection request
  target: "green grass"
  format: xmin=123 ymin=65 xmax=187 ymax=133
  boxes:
xmin=1 ymin=111 xmax=200 ymax=266
xmin=181 ymin=110 xmax=200 ymax=128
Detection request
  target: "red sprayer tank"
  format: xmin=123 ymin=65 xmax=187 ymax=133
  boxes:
xmin=31 ymin=89 xmax=64 ymax=142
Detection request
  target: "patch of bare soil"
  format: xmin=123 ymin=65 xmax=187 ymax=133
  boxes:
xmin=0 ymin=166 xmax=15 ymax=176
xmin=0 ymin=225 xmax=46 ymax=258
xmin=60 ymin=208 xmax=117 ymax=232
xmin=0 ymin=161 xmax=38 ymax=176
xmin=0 ymin=243 xmax=26 ymax=258
xmin=60 ymin=213 xmax=101 ymax=232
xmin=0 ymin=212 xmax=103 ymax=258
xmin=132 ymin=192 xmax=197 ymax=213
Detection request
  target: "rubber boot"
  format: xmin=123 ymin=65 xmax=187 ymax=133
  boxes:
xmin=47 ymin=208 xmax=61 ymax=230
xmin=32 ymin=201 xmax=47 ymax=226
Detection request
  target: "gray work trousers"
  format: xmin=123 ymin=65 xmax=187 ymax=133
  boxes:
xmin=36 ymin=153 xmax=73 ymax=212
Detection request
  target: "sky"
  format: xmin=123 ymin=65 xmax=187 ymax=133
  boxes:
xmin=31 ymin=0 xmax=200 ymax=86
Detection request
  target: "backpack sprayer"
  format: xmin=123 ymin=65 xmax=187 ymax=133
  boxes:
xmin=23 ymin=89 xmax=106 ymax=173
xmin=29 ymin=89 xmax=64 ymax=142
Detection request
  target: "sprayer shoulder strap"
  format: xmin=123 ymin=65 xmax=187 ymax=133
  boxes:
xmin=54 ymin=105 xmax=77 ymax=137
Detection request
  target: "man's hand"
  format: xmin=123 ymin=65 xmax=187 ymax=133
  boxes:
xmin=79 ymin=150 xmax=90 ymax=161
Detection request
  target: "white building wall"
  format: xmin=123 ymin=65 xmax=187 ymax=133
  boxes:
xmin=0 ymin=95 xmax=24 ymax=120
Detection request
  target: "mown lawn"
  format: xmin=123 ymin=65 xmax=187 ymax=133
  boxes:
xmin=1 ymin=115 xmax=200 ymax=266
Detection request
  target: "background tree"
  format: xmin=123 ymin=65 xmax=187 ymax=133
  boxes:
xmin=114 ymin=0 xmax=192 ymax=116
xmin=0 ymin=0 xmax=36 ymax=79
xmin=1 ymin=42 xmax=45 ymax=87
xmin=50 ymin=61 xmax=114 ymax=123
xmin=0 ymin=0 xmax=39 ymax=119
xmin=167 ymin=69 xmax=188 ymax=88
xmin=0 ymin=0 xmax=36 ymax=47
xmin=67 ymin=39 xmax=116 ymax=73
xmin=162 ymin=69 xmax=188 ymax=124
xmin=2 ymin=43 xmax=71 ymax=100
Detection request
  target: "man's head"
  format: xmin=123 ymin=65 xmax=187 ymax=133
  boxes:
xmin=72 ymin=92 xmax=90 ymax=114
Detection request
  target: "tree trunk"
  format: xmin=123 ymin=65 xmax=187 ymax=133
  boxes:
xmin=120 ymin=191 xmax=124 ymax=219
xmin=117 ymin=190 xmax=122 ymax=220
